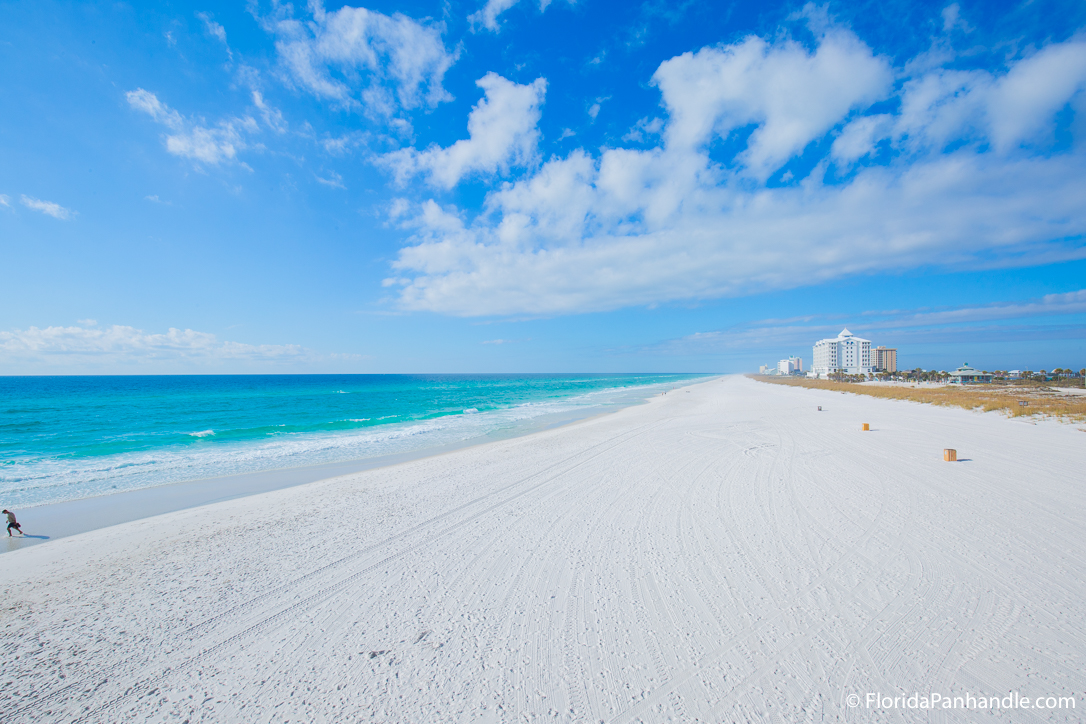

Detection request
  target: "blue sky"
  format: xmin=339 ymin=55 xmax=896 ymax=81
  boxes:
xmin=2 ymin=0 xmax=1085 ymax=374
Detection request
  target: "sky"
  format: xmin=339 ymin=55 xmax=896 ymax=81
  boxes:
xmin=2 ymin=0 xmax=1085 ymax=374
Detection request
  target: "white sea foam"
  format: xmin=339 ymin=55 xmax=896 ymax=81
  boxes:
xmin=1 ymin=379 xmax=700 ymax=509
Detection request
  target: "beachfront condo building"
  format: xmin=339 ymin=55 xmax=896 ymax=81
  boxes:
xmin=778 ymin=357 xmax=803 ymax=374
xmin=871 ymin=346 xmax=898 ymax=372
xmin=812 ymin=329 xmax=872 ymax=376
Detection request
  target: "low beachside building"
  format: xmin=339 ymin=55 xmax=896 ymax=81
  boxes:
xmin=777 ymin=356 xmax=803 ymax=375
xmin=948 ymin=363 xmax=993 ymax=384
xmin=871 ymin=346 xmax=897 ymax=373
xmin=812 ymin=329 xmax=871 ymax=377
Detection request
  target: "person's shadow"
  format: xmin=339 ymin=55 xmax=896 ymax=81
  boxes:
xmin=18 ymin=534 xmax=50 ymax=539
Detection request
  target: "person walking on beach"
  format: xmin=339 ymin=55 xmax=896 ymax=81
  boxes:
xmin=3 ymin=509 xmax=23 ymax=536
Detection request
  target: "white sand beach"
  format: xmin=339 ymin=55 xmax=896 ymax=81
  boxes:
xmin=2 ymin=375 xmax=1084 ymax=722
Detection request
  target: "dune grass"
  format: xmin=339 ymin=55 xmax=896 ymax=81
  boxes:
xmin=751 ymin=375 xmax=1086 ymax=423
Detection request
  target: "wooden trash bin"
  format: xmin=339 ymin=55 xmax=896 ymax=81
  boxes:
xmin=862 ymin=423 xmax=870 ymax=431
xmin=944 ymin=449 xmax=957 ymax=462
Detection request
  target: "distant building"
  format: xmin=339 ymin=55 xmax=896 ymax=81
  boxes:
xmin=1008 ymin=370 xmax=1021 ymax=379
xmin=777 ymin=356 xmax=803 ymax=375
xmin=812 ymin=329 xmax=871 ymax=376
xmin=948 ymin=363 xmax=993 ymax=384
xmin=871 ymin=346 xmax=897 ymax=373
xmin=759 ymin=365 xmax=770 ymax=375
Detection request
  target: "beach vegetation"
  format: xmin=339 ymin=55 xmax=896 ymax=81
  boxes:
xmin=751 ymin=375 xmax=1086 ymax=423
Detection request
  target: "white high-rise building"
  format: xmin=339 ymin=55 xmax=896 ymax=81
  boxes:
xmin=812 ymin=329 xmax=872 ymax=376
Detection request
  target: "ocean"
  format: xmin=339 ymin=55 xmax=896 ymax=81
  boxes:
xmin=0 ymin=373 xmax=706 ymax=509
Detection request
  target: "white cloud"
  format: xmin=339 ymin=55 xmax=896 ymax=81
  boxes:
xmin=940 ymin=4 xmax=972 ymax=34
xmin=20 ymin=195 xmax=73 ymax=220
xmin=382 ymin=26 xmax=1086 ymax=317
xmin=383 ymin=73 xmax=546 ymax=189
xmin=126 ymin=87 xmax=183 ymax=127
xmin=831 ymin=113 xmax=893 ymax=163
xmin=264 ymin=1 xmax=454 ymax=116
xmin=197 ymin=11 xmax=229 ymax=46
xmin=0 ymin=324 xmax=301 ymax=358
xmin=874 ymin=289 xmax=1086 ymax=328
xmin=469 ymin=0 xmax=520 ymax=31
xmin=196 ymin=11 xmax=233 ymax=63
xmin=885 ymin=38 xmax=1086 ymax=153
xmin=652 ymin=26 xmax=893 ymax=177
xmin=165 ymin=125 xmax=247 ymax=165
xmin=469 ymin=0 xmax=572 ymax=32
xmin=986 ymin=39 xmax=1086 ymax=150
xmin=623 ymin=117 xmax=664 ymax=143
xmin=0 ymin=194 xmax=10 ymax=208
xmin=316 ymin=170 xmax=346 ymax=189
xmin=642 ymin=289 xmax=1086 ymax=358
xmin=0 ymin=323 xmax=362 ymax=371
xmin=252 ymin=90 xmax=287 ymax=133
xmin=126 ymin=88 xmax=258 ymax=165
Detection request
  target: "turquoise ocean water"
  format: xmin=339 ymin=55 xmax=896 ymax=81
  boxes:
xmin=0 ymin=374 xmax=706 ymax=509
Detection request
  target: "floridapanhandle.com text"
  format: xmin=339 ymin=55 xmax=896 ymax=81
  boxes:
xmin=844 ymin=692 xmax=1075 ymax=711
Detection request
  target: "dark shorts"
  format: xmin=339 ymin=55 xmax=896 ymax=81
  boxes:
xmin=7 ymin=522 xmax=20 ymax=531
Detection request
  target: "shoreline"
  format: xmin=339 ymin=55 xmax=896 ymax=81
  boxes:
xmin=2 ymin=375 xmax=1083 ymax=721
xmin=2 ymin=379 xmax=706 ymax=553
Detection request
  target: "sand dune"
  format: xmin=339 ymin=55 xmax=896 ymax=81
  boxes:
xmin=2 ymin=376 xmax=1083 ymax=722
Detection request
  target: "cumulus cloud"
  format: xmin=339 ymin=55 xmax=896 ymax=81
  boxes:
xmin=383 ymin=73 xmax=546 ymax=189
xmin=20 ymin=195 xmax=74 ymax=220
xmin=652 ymin=26 xmax=892 ymax=177
xmin=875 ymin=38 xmax=1086 ymax=153
xmin=831 ymin=114 xmax=893 ymax=163
xmin=381 ymin=19 xmax=1086 ymax=317
xmin=126 ymin=88 xmax=260 ymax=165
xmin=263 ymin=1 xmax=454 ymax=116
